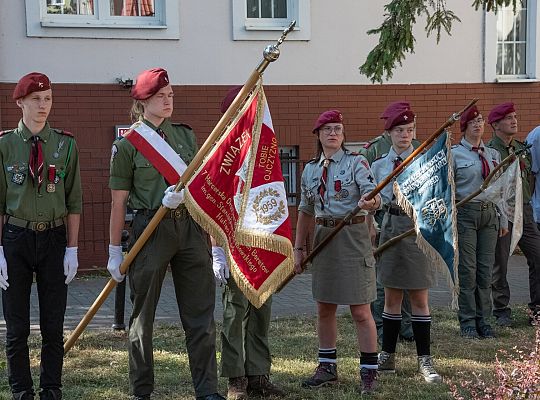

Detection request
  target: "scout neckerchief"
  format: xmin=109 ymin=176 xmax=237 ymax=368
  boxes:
xmin=471 ymin=146 xmax=490 ymax=179
xmin=29 ymin=135 xmax=44 ymax=191
xmin=318 ymin=158 xmax=331 ymax=210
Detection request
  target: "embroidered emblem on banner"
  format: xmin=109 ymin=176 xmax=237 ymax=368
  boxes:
xmin=421 ymin=197 xmax=448 ymax=226
xmin=252 ymin=188 xmax=286 ymax=225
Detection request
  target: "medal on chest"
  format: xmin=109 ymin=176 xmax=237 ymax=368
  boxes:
xmin=47 ymin=165 xmax=56 ymax=193
xmin=53 ymin=140 xmax=65 ymax=159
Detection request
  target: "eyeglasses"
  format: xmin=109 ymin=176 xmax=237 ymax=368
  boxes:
xmin=468 ymin=117 xmax=484 ymax=126
xmin=320 ymin=125 xmax=344 ymax=135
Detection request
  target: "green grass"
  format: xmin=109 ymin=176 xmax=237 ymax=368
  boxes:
xmin=0 ymin=306 xmax=537 ymax=399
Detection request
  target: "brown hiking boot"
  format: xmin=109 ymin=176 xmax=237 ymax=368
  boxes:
xmin=359 ymin=367 xmax=378 ymax=395
xmin=227 ymin=377 xmax=248 ymax=400
xmin=247 ymin=375 xmax=285 ymax=397
xmin=301 ymin=362 xmax=338 ymax=388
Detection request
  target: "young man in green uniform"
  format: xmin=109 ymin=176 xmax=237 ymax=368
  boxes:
xmin=212 ymin=87 xmax=284 ymax=400
xmin=487 ymin=102 xmax=540 ymax=327
xmin=360 ymin=101 xmax=418 ymax=344
xmin=0 ymin=72 xmax=82 ymax=400
xmin=107 ymin=68 xmax=224 ymax=400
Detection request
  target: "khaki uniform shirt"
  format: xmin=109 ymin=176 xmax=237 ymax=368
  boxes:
xmin=298 ymin=148 xmax=376 ymax=218
xmin=109 ymin=119 xmax=197 ymax=210
xmin=370 ymin=145 xmax=414 ymax=205
xmin=487 ymin=134 xmax=533 ymax=203
xmin=0 ymin=120 xmax=82 ymax=221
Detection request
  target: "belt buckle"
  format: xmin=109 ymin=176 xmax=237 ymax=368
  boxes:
xmin=172 ymin=209 xmax=183 ymax=219
xmin=35 ymin=222 xmax=47 ymax=232
xmin=481 ymin=203 xmax=488 ymax=210
xmin=327 ymin=219 xmax=335 ymax=227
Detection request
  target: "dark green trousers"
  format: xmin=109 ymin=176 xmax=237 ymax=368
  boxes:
xmin=220 ymin=278 xmax=272 ymax=378
xmin=456 ymin=203 xmax=498 ymax=329
xmin=128 ymin=213 xmax=218 ymax=398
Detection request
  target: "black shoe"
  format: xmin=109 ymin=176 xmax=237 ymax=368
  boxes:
xmin=39 ymin=389 xmax=62 ymax=400
xmin=13 ymin=391 xmax=35 ymax=400
xmin=460 ymin=326 xmax=480 ymax=339
xmin=477 ymin=325 xmax=495 ymax=339
xmin=196 ymin=394 xmax=226 ymax=400
xmin=302 ymin=362 xmax=338 ymax=388
xmin=495 ymin=315 xmax=513 ymax=327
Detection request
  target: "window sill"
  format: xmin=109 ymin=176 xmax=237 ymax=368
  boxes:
xmin=245 ymin=25 xmax=299 ymax=31
xmin=495 ymin=77 xmax=538 ymax=83
xmin=41 ymin=21 xmax=167 ymax=29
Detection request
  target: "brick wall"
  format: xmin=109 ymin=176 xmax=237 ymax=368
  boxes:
xmin=1 ymin=82 xmax=539 ymax=270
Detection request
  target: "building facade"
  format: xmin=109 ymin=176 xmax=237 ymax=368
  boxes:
xmin=1 ymin=0 xmax=539 ymax=269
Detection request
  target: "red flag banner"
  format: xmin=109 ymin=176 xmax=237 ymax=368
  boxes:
xmin=184 ymin=81 xmax=294 ymax=307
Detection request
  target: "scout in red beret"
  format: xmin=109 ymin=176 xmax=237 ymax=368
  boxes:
xmin=221 ymin=85 xmax=243 ymax=114
xmin=460 ymin=105 xmax=482 ymax=132
xmin=12 ymin=72 xmax=51 ymax=100
xmin=380 ymin=101 xmax=410 ymax=120
xmin=384 ymin=109 xmax=415 ymax=131
xmin=488 ymin=102 xmax=515 ymax=125
xmin=312 ymin=110 xmax=343 ymax=133
xmin=131 ymin=68 xmax=170 ymax=100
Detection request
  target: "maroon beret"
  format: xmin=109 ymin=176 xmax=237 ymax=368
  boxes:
xmin=380 ymin=101 xmax=410 ymax=119
xmin=13 ymin=72 xmax=51 ymax=100
xmin=488 ymin=102 xmax=515 ymax=124
xmin=313 ymin=110 xmax=344 ymax=133
xmin=460 ymin=105 xmax=482 ymax=132
xmin=384 ymin=110 xmax=415 ymax=131
xmin=221 ymin=85 xmax=242 ymax=114
xmin=131 ymin=68 xmax=170 ymax=100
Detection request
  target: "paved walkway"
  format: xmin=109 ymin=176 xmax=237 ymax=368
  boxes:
xmin=0 ymin=255 xmax=531 ymax=333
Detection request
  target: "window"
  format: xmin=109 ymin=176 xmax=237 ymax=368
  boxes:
xmin=25 ymin=0 xmax=180 ymax=39
xmin=279 ymin=146 xmax=299 ymax=206
xmin=232 ymin=0 xmax=310 ymax=41
xmin=496 ymin=1 xmax=528 ymax=77
xmin=484 ymin=0 xmax=538 ymax=81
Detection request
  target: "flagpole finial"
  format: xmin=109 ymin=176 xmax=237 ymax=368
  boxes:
xmin=262 ymin=20 xmax=296 ymax=63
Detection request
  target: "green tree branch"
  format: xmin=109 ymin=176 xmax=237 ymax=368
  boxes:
xmin=360 ymin=0 xmax=520 ymax=83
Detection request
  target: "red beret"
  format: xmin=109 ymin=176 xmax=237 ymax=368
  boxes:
xmin=313 ymin=110 xmax=343 ymax=133
xmin=13 ymin=72 xmax=51 ymax=100
xmin=131 ymin=68 xmax=170 ymax=100
xmin=380 ymin=101 xmax=410 ymax=119
xmin=221 ymin=85 xmax=242 ymax=114
xmin=488 ymin=102 xmax=515 ymax=124
xmin=460 ymin=105 xmax=482 ymax=132
xmin=384 ymin=110 xmax=415 ymax=131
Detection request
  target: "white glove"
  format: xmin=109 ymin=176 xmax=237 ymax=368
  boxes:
xmin=212 ymin=246 xmax=229 ymax=286
xmin=63 ymin=247 xmax=78 ymax=285
xmin=107 ymin=244 xmax=125 ymax=283
xmin=162 ymin=185 xmax=185 ymax=209
xmin=0 ymin=246 xmax=9 ymax=290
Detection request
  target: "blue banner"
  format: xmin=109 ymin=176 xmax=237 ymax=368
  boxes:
xmin=394 ymin=131 xmax=458 ymax=291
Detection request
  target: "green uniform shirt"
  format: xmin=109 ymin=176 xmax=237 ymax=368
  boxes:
xmin=109 ymin=119 xmax=197 ymax=210
xmin=0 ymin=120 xmax=82 ymax=221
xmin=359 ymin=132 xmax=421 ymax=164
xmin=487 ymin=134 xmax=533 ymax=203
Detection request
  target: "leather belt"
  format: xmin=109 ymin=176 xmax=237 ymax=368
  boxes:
xmin=459 ymin=201 xmax=495 ymax=211
xmin=315 ymin=216 xmax=365 ymax=227
xmin=384 ymin=204 xmax=407 ymax=216
xmin=6 ymin=216 xmax=64 ymax=232
xmin=136 ymin=208 xmax=189 ymax=220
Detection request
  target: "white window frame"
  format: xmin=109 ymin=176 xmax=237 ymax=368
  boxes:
xmin=25 ymin=0 xmax=180 ymax=39
xmin=232 ymin=0 xmax=310 ymax=41
xmin=484 ymin=2 xmax=539 ymax=82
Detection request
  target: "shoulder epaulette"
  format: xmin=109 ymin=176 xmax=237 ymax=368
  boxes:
xmin=372 ymin=152 xmax=388 ymax=163
xmin=0 ymin=129 xmax=15 ymax=137
xmin=363 ymin=136 xmax=382 ymax=149
xmin=53 ymin=128 xmax=74 ymax=137
xmin=307 ymin=157 xmax=318 ymax=164
xmin=172 ymin=122 xmax=193 ymax=130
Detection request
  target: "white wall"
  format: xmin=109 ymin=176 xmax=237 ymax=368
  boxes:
xmin=0 ymin=1 xmax=487 ymax=85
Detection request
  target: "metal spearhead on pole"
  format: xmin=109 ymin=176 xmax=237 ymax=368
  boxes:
xmin=63 ymin=22 xmax=296 ymax=354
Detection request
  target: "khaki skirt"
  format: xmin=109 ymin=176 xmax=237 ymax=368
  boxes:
xmin=377 ymin=213 xmax=436 ymax=289
xmin=311 ymin=222 xmax=376 ymax=305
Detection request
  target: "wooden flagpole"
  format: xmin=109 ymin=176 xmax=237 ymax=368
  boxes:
xmin=64 ymin=21 xmax=297 ymax=354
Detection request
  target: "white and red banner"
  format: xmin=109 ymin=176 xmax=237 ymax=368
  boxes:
xmin=184 ymin=81 xmax=294 ymax=307
xmin=123 ymin=121 xmax=187 ymax=184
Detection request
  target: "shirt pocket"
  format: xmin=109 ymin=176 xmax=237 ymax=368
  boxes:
xmin=303 ymin=180 xmax=319 ymax=205
xmin=455 ymin=160 xmax=476 ymax=181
